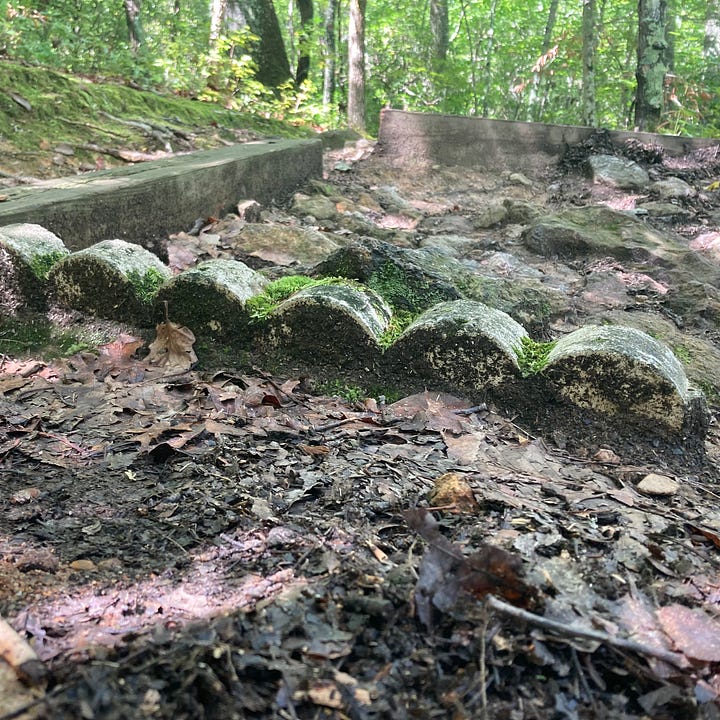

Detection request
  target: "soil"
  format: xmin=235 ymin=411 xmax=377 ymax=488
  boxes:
xmin=3 ymin=127 xmax=720 ymax=720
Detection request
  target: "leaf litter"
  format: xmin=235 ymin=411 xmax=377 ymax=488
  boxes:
xmin=4 ymin=156 xmax=720 ymax=718
xmin=2 ymin=324 xmax=720 ymax=720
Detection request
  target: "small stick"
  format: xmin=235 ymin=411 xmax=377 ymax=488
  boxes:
xmin=485 ymin=595 xmax=688 ymax=670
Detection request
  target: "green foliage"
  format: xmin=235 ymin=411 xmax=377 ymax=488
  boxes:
xmin=378 ymin=310 xmax=417 ymax=349
xmin=127 ymin=267 xmax=167 ymax=304
xmin=515 ymin=336 xmax=557 ymax=378
xmin=319 ymin=380 xmax=366 ymax=402
xmin=1 ymin=0 xmax=718 ymax=137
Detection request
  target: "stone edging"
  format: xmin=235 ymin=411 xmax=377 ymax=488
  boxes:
xmin=1 ymin=224 xmax=707 ymax=443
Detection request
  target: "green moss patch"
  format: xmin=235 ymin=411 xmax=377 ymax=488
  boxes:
xmin=515 ymin=336 xmax=557 ymax=377
xmin=246 ymin=275 xmax=362 ymax=323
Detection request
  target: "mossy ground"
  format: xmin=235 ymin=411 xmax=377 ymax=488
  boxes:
xmin=0 ymin=60 xmax=313 ymax=180
xmin=0 ymin=314 xmax=107 ymax=358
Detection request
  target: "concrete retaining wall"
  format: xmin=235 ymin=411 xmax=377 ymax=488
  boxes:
xmin=377 ymin=109 xmax=719 ymax=170
xmin=0 ymin=139 xmax=322 ymax=251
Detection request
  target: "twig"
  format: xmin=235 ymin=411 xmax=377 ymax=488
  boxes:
xmin=485 ymin=594 xmax=688 ymax=669
xmin=251 ymin=366 xmax=313 ymax=408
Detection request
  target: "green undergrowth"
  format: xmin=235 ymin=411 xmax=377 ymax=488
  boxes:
xmin=318 ymin=379 xmax=403 ymax=404
xmin=378 ymin=310 xmax=418 ymax=349
xmin=515 ymin=336 xmax=556 ymax=377
xmin=29 ymin=251 xmax=67 ymax=280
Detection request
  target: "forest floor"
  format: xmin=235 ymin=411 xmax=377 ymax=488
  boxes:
xmin=3 ymin=68 xmax=720 ymax=720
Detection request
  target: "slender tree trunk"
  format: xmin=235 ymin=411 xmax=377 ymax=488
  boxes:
xmin=529 ymin=0 xmax=559 ymax=121
xmin=429 ymin=0 xmax=449 ymax=66
xmin=664 ymin=0 xmax=675 ymax=71
xmin=458 ymin=0 xmax=479 ymax=115
xmin=347 ymin=0 xmax=366 ymax=131
xmin=704 ymin=0 xmax=720 ymax=78
xmin=480 ymin=0 xmax=497 ymax=116
xmin=226 ymin=0 xmax=292 ymax=86
xmin=322 ymin=0 xmax=337 ymax=107
xmin=210 ymin=0 xmax=227 ymax=48
xmin=581 ymin=0 xmax=597 ymax=126
xmin=635 ymin=0 xmax=668 ymax=131
xmin=123 ymin=0 xmax=144 ymax=51
xmin=295 ymin=0 xmax=313 ymax=85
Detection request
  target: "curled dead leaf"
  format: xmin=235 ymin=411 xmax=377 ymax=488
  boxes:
xmin=427 ymin=472 xmax=480 ymax=513
xmin=146 ymin=321 xmax=197 ymax=371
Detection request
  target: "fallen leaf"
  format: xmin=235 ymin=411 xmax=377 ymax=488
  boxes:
xmin=593 ymin=448 xmax=622 ymax=464
xmin=100 ymin=333 xmax=144 ymax=360
xmin=405 ymin=508 xmax=537 ymax=627
xmin=427 ymin=472 xmax=480 ymax=513
xmin=8 ymin=91 xmax=31 ymax=111
xmin=9 ymin=488 xmax=40 ymax=504
xmin=146 ymin=321 xmax=197 ymax=371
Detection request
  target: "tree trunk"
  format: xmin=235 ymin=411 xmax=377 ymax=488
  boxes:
xmin=705 ymin=0 xmax=720 ymax=75
xmin=635 ymin=0 xmax=668 ymax=131
xmin=210 ymin=0 xmax=227 ymax=48
xmin=529 ymin=0 xmax=558 ymax=121
xmin=226 ymin=0 xmax=292 ymax=87
xmin=347 ymin=0 xmax=366 ymax=132
xmin=581 ymin=0 xmax=597 ymax=126
xmin=123 ymin=0 xmax=144 ymax=51
xmin=429 ymin=0 xmax=449 ymax=66
xmin=295 ymin=0 xmax=313 ymax=85
xmin=322 ymin=0 xmax=337 ymax=107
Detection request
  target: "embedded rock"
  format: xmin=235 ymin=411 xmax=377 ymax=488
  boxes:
xmin=259 ymin=283 xmax=392 ymax=375
xmin=314 ymin=238 xmax=462 ymax=313
xmin=651 ymin=177 xmax=695 ymax=200
xmin=0 ymin=223 xmax=69 ymax=313
xmin=472 ymin=203 xmax=508 ymax=229
xmin=49 ymin=239 xmax=171 ymax=323
xmin=231 ymin=224 xmax=341 ymax=267
xmin=543 ymin=324 xmax=705 ymax=434
xmin=636 ymin=201 xmax=688 ymax=219
xmin=521 ymin=207 xmax=720 ymax=292
xmin=586 ymin=154 xmax=650 ymax=190
xmin=155 ymin=259 xmax=267 ymax=343
xmin=290 ymin=193 xmax=339 ymax=221
xmin=384 ymin=299 xmax=528 ymax=398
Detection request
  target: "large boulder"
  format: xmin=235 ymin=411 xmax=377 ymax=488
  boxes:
xmin=586 ymin=154 xmax=650 ymax=190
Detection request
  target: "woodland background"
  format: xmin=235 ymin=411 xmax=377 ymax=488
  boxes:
xmin=1 ymin=0 xmax=719 ymax=137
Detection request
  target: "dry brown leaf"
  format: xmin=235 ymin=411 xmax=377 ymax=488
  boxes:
xmin=146 ymin=321 xmax=197 ymax=371
xmin=428 ymin=471 xmax=480 ymax=513
xmin=441 ymin=430 xmax=482 ymax=466
xmin=99 ymin=334 xmax=144 ymax=365
xmin=298 ymin=444 xmax=330 ymax=457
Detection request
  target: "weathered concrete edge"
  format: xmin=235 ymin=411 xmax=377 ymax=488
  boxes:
xmin=0 ymin=139 xmax=323 ymax=251
xmin=376 ymin=109 xmax=719 ymax=171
